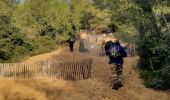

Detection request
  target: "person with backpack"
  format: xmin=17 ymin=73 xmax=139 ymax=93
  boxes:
xmin=104 ymin=40 xmax=127 ymax=90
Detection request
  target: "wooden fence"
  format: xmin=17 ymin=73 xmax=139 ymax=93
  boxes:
xmin=0 ymin=59 xmax=93 ymax=80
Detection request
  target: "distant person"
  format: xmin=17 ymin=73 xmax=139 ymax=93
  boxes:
xmin=79 ymin=38 xmax=85 ymax=52
xmin=104 ymin=40 xmax=127 ymax=90
xmin=89 ymin=44 xmax=95 ymax=54
xmin=67 ymin=33 xmax=76 ymax=52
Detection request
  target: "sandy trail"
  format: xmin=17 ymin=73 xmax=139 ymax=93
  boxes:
xmin=0 ymin=34 xmax=170 ymax=100
xmin=0 ymin=48 xmax=169 ymax=100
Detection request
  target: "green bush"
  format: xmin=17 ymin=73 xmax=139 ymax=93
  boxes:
xmin=136 ymin=3 xmax=170 ymax=89
xmin=140 ymin=65 xmax=170 ymax=90
xmin=0 ymin=3 xmax=35 ymax=62
xmin=0 ymin=0 xmax=114 ymax=63
xmin=138 ymin=30 xmax=170 ymax=89
xmin=162 ymin=66 xmax=170 ymax=88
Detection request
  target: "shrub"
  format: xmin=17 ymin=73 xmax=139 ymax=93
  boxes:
xmin=0 ymin=3 xmax=35 ymax=62
xmin=138 ymin=31 xmax=170 ymax=89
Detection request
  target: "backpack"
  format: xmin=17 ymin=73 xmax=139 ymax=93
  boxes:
xmin=104 ymin=41 xmax=113 ymax=51
xmin=110 ymin=45 xmax=120 ymax=57
xmin=105 ymin=41 xmax=120 ymax=57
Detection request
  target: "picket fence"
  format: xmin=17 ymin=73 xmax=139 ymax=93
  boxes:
xmin=0 ymin=58 xmax=93 ymax=80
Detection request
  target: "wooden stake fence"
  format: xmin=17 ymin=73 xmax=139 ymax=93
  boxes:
xmin=42 ymin=58 xmax=93 ymax=80
xmin=0 ymin=62 xmax=42 ymax=78
xmin=0 ymin=58 xmax=93 ymax=80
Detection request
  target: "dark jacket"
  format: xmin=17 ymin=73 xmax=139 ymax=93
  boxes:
xmin=66 ymin=35 xmax=76 ymax=43
xmin=105 ymin=41 xmax=127 ymax=64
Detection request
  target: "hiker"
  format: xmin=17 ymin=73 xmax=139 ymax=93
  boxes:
xmin=79 ymin=38 xmax=85 ymax=52
xmin=104 ymin=40 xmax=127 ymax=90
xmin=67 ymin=33 xmax=76 ymax=52
xmin=89 ymin=44 xmax=95 ymax=55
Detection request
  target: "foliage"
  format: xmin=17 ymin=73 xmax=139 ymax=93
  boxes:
xmin=135 ymin=0 xmax=170 ymax=89
xmin=96 ymin=0 xmax=170 ymax=89
xmin=0 ymin=1 xmax=34 ymax=62
xmin=0 ymin=0 xmax=112 ymax=62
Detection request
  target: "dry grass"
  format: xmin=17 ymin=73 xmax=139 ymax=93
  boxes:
xmin=0 ymin=50 xmax=169 ymax=100
xmin=0 ymin=79 xmax=47 ymax=100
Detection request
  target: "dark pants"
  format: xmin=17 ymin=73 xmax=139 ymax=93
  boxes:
xmin=69 ymin=41 xmax=74 ymax=52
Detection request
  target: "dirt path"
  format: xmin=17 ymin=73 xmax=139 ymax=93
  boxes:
xmin=0 ymin=34 xmax=170 ymax=100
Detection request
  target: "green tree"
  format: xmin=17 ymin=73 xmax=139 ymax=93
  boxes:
xmin=96 ymin=0 xmax=170 ymax=89
xmin=0 ymin=1 xmax=34 ymax=62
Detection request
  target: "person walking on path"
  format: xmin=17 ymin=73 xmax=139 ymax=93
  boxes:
xmin=67 ymin=33 xmax=76 ymax=52
xmin=104 ymin=40 xmax=127 ymax=90
xmin=79 ymin=38 xmax=86 ymax=52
